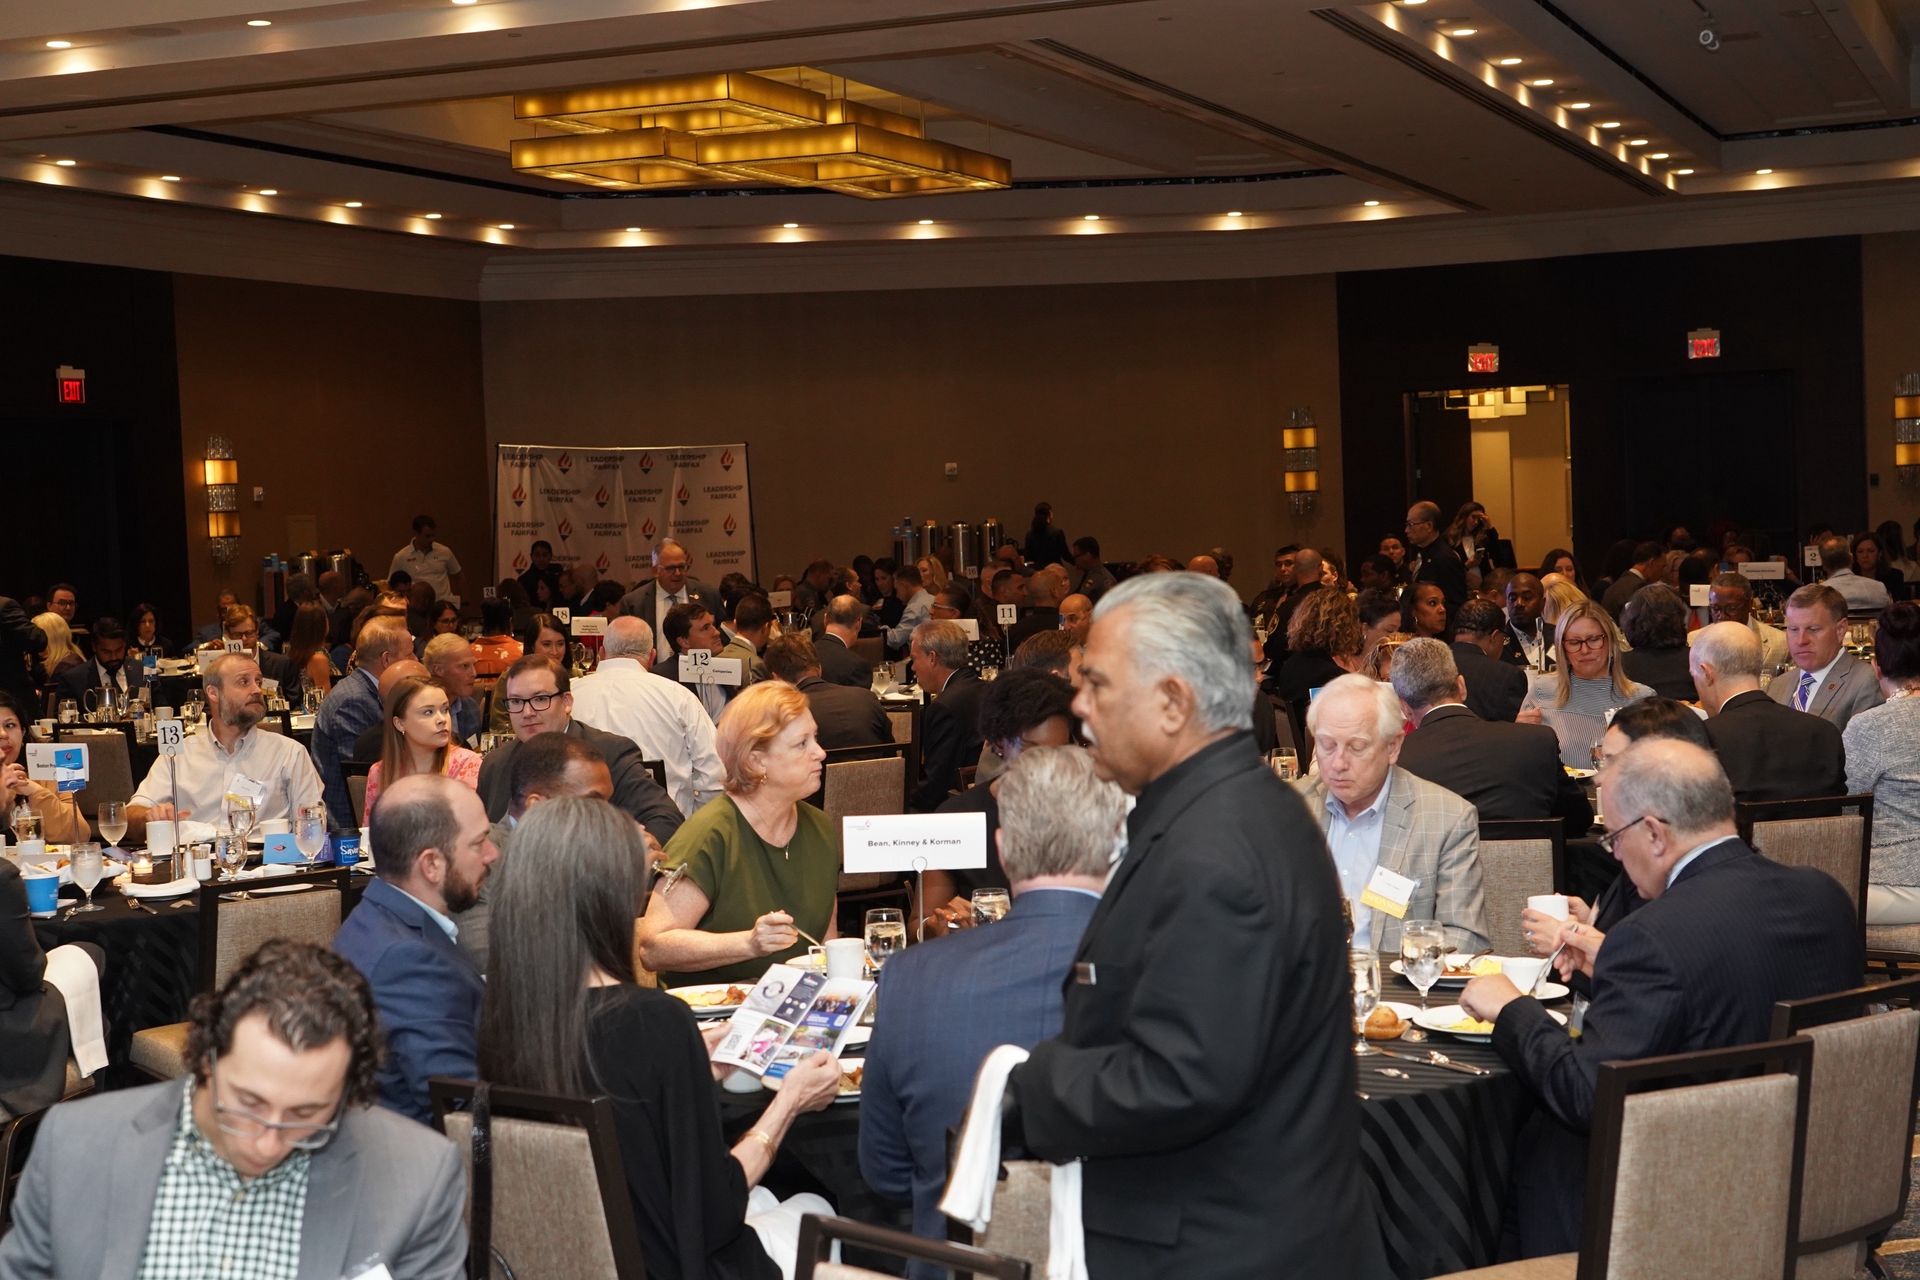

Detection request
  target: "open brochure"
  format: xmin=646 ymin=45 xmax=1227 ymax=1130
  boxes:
xmin=709 ymin=963 xmax=875 ymax=1080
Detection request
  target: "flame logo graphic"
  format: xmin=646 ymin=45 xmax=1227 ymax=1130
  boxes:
xmin=511 ymin=482 xmax=526 ymax=508
xmin=556 ymin=452 xmax=573 ymax=472
xmin=641 ymin=518 xmax=658 ymax=539
xmin=723 ymin=514 xmax=738 ymax=537
xmin=720 ymin=448 xmax=735 ymax=471
xmin=676 ymin=484 xmax=691 ymax=506
xmin=557 ymin=518 xmax=573 ymax=541
xmin=512 ymin=552 xmax=529 ymax=571
xmin=594 ymin=485 xmax=610 ymax=507
xmin=595 ymin=552 xmax=611 ymax=572
xmin=638 ymin=453 xmax=655 ymax=474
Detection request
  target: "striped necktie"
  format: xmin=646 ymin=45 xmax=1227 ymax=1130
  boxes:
xmin=1794 ymin=671 xmax=1815 ymax=711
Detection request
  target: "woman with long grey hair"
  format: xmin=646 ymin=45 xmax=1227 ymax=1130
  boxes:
xmin=478 ymin=797 xmax=842 ymax=1279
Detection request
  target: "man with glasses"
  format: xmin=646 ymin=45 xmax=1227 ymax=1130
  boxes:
xmin=1404 ymin=500 xmax=1467 ymax=611
xmin=1459 ymin=738 xmax=1860 ymax=1258
xmin=0 ymin=939 xmax=467 ymax=1279
xmin=618 ymin=538 xmax=717 ymax=667
xmin=1686 ymin=571 xmax=1787 ymax=671
xmin=474 ymin=654 xmax=682 ymax=846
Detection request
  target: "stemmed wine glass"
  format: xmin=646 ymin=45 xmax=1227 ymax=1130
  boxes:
xmin=221 ymin=794 xmax=257 ymax=896
xmin=216 ymin=836 xmax=250 ymax=895
xmin=1350 ymin=949 xmax=1381 ymax=1057
xmin=864 ymin=908 xmax=906 ymax=971
xmin=293 ymin=804 xmax=329 ymax=869
xmin=970 ymin=888 xmax=1010 ymax=925
xmin=1400 ymin=919 xmax=1446 ymax=1043
xmin=67 ymin=843 xmax=104 ymax=915
xmin=97 ymin=800 xmax=127 ymax=855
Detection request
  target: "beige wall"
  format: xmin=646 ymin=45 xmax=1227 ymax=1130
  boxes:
xmin=482 ymin=275 xmax=1343 ymax=592
xmin=1861 ymin=233 xmax=1920 ymax=543
xmin=1470 ymin=395 xmax=1571 ymax=570
xmin=174 ymin=274 xmax=487 ymax=629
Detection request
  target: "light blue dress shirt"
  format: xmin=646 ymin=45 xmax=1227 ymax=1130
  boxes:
xmin=1324 ymin=770 xmax=1394 ymax=949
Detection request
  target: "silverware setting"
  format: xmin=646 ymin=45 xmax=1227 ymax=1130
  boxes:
xmin=1533 ymin=941 xmax=1569 ymax=996
xmin=1370 ymin=1047 xmax=1492 ymax=1077
xmin=1373 ymin=1067 xmax=1411 ymax=1080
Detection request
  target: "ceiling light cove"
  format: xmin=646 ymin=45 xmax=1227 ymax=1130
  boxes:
xmin=1530 ymin=78 xmax=1553 ymax=87
xmin=1497 ymin=57 xmax=1522 ymax=66
xmin=247 ymin=19 xmax=272 ymax=27
xmin=1449 ymin=27 xmax=1478 ymax=37
xmin=1567 ymin=101 xmax=1592 ymax=110
xmin=45 ymin=40 xmax=72 ymax=49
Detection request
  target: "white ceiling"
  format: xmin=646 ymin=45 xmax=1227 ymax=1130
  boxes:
xmin=5 ymin=0 xmax=1920 ymax=265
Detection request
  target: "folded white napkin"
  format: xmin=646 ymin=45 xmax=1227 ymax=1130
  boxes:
xmin=42 ymin=944 xmax=106 ymax=1077
xmin=939 ymin=1044 xmax=1086 ymax=1280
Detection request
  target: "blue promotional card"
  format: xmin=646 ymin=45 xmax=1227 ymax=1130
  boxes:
xmin=262 ymin=833 xmax=302 ymax=864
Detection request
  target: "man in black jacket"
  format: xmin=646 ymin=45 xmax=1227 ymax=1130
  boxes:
xmin=815 ymin=595 xmax=875 ymax=688
xmin=1008 ymin=572 xmax=1390 ymax=1280
xmin=1392 ymin=639 xmax=1591 ymax=838
xmin=1405 ymin=499 xmax=1467 ymax=610
xmin=908 ymin=621 xmax=983 ymax=811
xmin=1461 ymin=738 xmax=1860 ymax=1257
xmin=764 ymin=633 xmax=890 ymax=750
xmin=1690 ymin=621 xmax=1847 ymax=802
xmin=0 ymin=595 xmax=45 ymax=708
xmin=1450 ymin=600 xmax=1528 ymax=723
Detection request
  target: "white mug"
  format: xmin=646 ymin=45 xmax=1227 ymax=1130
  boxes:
xmin=1526 ymin=893 xmax=1570 ymax=921
xmin=258 ymin=818 xmax=291 ymax=836
xmin=147 ymin=819 xmax=177 ymax=856
xmin=824 ymin=937 xmax=867 ymax=981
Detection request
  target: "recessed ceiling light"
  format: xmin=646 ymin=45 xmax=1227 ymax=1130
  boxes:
xmin=1449 ymin=27 xmax=1478 ymax=37
xmin=1083 ymin=214 xmax=1100 ymax=221
xmin=625 ymin=227 xmax=641 ymax=233
xmin=498 ymin=223 xmax=516 ymax=230
xmin=247 ymin=19 xmax=272 ymax=27
xmin=1497 ymin=57 xmax=1522 ymax=66
xmin=1626 ymin=138 xmax=1648 ymax=147
xmin=1597 ymin=120 xmax=1621 ymax=129
xmin=1399 ymin=1 xmax=1427 ymax=5
xmin=1363 ymin=200 xmax=1381 ymax=207
xmin=343 ymin=200 xmax=363 ymax=208
xmin=1530 ymin=78 xmax=1554 ymax=86
xmin=1755 ymin=168 xmax=1773 ymax=175
xmin=1648 ymin=152 xmax=1670 ymax=160
xmin=452 ymin=0 xmax=479 ymax=6
xmin=45 ymin=40 xmax=72 ymax=49
xmin=1226 ymin=211 xmax=1243 ymax=218
xmin=161 ymin=174 xmax=181 ymax=182
xmin=917 ymin=218 xmax=935 ymax=225
xmin=424 ymin=212 xmax=443 ymax=219
xmin=257 ymin=188 xmax=278 ymax=195
xmin=1674 ymin=168 xmax=1695 ymax=175
xmin=1567 ymin=101 xmax=1592 ymax=110
xmin=52 ymin=159 xmax=75 ymax=167
xmin=782 ymin=222 xmax=799 ymax=229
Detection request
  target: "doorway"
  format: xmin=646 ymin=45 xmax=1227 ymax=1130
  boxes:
xmin=1405 ymin=386 xmax=1573 ymax=572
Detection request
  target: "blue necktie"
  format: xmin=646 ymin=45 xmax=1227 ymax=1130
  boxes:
xmin=1794 ymin=671 xmax=1815 ymax=711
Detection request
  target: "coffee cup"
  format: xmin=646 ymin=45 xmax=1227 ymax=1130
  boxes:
xmin=147 ymin=819 xmax=177 ymax=857
xmin=824 ymin=937 xmax=867 ymax=980
xmin=258 ymin=818 xmax=290 ymax=836
xmin=21 ymin=868 xmax=57 ymax=914
xmin=32 ymin=719 xmax=52 ymax=738
xmin=1526 ymin=893 xmax=1570 ymax=921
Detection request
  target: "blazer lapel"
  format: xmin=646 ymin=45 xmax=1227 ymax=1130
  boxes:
xmin=1375 ymin=770 xmax=1416 ymax=880
xmin=298 ymin=1118 xmax=363 ymax=1280
xmin=1812 ymin=653 xmax=1857 ymax=718
xmin=102 ymin=1084 xmax=197 ymax=1280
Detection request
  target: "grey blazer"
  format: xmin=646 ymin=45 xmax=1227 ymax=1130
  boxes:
xmin=1295 ymin=766 xmax=1490 ymax=955
xmin=1767 ymin=649 xmax=1886 ymax=734
xmin=0 ymin=1079 xmax=467 ymax=1280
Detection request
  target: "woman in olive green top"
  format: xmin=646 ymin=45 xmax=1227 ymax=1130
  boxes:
xmin=638 ymin=681 xmax=841 ymax=986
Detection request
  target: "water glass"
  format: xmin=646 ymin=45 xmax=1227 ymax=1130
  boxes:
xmin=10 ymin=806 xmax=40 ymax=846
xmin=97 ymin=800 xmax=127 ymax=851
xmin=216 ymin=835 xmax=250 ymax=894
xmin=864 ymin=908 xmax=906 ymax=970
xmin=57 ymin=699 xmax=77 ymax=725
xmin=970 ymin=887 xmax=1011 ymax=926
xmin=1400 ymin=919 xmax=1446 ymax=1043
xmin=293 ymin=804 xmax=328 ymax=868
xmin=1350 ymin=949 xmax=1381 ymax=1056
xmin=68 ymin=843 xmax=105 ymax=914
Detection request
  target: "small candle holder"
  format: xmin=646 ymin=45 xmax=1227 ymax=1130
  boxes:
xmin=132 ymin=852 xmax=173 ymax=884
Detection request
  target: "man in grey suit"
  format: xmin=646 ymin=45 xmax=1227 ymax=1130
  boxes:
xmin=1769 ymin=583 xmax=1885 ymax=733
xmin=616 ymin=538 xmax=717 ymax=668
xmin=1295 ymin=673 xmax=1491 ymax=954
xmin=0 ymin=939 xmax=466 ymax=1280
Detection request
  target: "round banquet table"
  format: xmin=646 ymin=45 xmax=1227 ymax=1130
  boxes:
xmin=704 ymin=971 xmax=1569 ymax=1279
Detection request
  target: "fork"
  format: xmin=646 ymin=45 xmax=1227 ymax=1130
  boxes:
xmin=1425 ymin=1050 xmax=1490 ymax=1076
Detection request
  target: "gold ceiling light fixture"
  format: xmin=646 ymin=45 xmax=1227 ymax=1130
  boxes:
xmin=511 ymin=69 xmax=1012 ymax=199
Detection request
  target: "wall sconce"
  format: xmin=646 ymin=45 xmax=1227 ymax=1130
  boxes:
xmin=1283 ymin=407 xmax=1319 ymax=516
xmin=1897 ymin=375 xmax=1920 ymax=488
xmin=204 ymin=436 xmax=240 ymax=563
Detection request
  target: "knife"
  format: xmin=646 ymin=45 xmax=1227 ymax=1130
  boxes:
xmin=1370 ymin=1046 xmax=1489 ymax=1076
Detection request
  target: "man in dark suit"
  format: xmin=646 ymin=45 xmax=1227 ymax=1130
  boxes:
xmin=909 ymin=621 xmax=984 ymax=811
xmin=1005 ymin=566 xmax=1069 ymax=655
xmin=616 ymin=537 xmax=717 ymax=669
xmin=0 ymin=593 xmax=45 ymax=709
xmin=1503 ymin=572 xmax=1552 ymax=670
xmin=1392 ymin=638 xmax=1591 ymax=838
xmin=816 ymin=595 xmax=874 ymax=688
xmin=474 ymin=654 xmax=683 ymax=847
xmin=332 ymin=773 xmax=497 ymax=1123
xmin=51 ymin=616 xmax=147 ymax=711
xmin=764 ymin=633 xmax=889 ymax=749
xmin=1450 ymin=600 xmax=1528 ymax=722
xmin=0 ymin=860 xmax=93 ymax=1119
xmin=1007 ymin=573 xmax=1391 ymax=1279
xmin=1405 ymin=500 xmax=1467 ymax=610
xmin=1599 ymin=541 xmax=1670 ymax=622
xmin=861 ymin=745 xmax=1120 ymax=1268
xmin=1691 ymin=620 xmax=1847 ymax=803
xmin=1461 ymin=738 xmax=1861 ymax=1257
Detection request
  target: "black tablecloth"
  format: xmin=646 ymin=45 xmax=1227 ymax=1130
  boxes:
xmin=33 ymin=884 xmax=199 ymax=1082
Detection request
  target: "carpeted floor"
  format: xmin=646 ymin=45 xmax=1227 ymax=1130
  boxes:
xmin=1877 ymin=1143 xmax=1920 ymax=1277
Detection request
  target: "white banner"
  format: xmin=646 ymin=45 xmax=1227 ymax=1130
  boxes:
xmin=494 ymin=443 xmax=754 ymax=588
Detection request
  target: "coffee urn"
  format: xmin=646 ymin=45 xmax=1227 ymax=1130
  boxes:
xmin=893 ymin=518 xmax=920 ymax=568
xmin=949 ymin=523 xmax=980 ymax=579
xmin=980 ymin=517 xmax=1004 ymax=563
xmin=919 ymin=519 xmax=948 ymax=567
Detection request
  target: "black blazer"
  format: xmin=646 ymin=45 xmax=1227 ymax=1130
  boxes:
xmin=814 ymin=633 xmax=871 ymax=689
xmin=1450 ymin=641 xmax=1527 ymax=723
xmin=796 ymin=676 xmax=891 ymax=750
xmin=51 ymin=658 xmax=148 ymax=709
xmin=910 ymin=669 xmax=985 ymax=812
xmin=0 ymin=596 xmax=46 ymax=708
xmin=1009 ymin=734 xmax=1391 ymax=1279
xmin=1398 ymin=704 xmax=1592 ymax=838
xmin=614 ymin=580 xmax=718 ymax=633
xmin=1619 ymin=645 xmax=1695 ymax=701
xmin=476 ymin=718 xmax=683 ymax=846
xmin=0 ymin=859 xmax=69 ymax=1117
xmin=1705 ymin=689 xmax=1848 ymax=804
xmin=1004 ymin=607 xmax=1061 ymax=657
xmin=1491 ymin=838 xmax=1861 ymax=1255
xmin=1412 ymin=541 xmax=1469 ymax=609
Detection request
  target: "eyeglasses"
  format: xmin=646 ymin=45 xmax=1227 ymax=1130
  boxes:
xmin=1561 ymin=635 xmax=1609 ymax=652
xmin=502 ymin=692 xmax=562 ymax=713
xmin=1597 ymin=814 xmax=1652 ymax=856
xmin=208 ymin=1053 xmax=343 ymax=1152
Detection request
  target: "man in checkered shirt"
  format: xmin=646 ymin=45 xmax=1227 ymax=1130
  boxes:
xmin=0 ymin=940 xmax=466 ymax=1280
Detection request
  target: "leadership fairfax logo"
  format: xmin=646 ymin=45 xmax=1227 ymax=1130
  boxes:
xmin=723 ymin=513 xmax=738 ymax=537
xmin=556 ymin=452 xmax=573 ymax=473
xmin=720 ymin=448 xmax=735 ymax=472
xmin=556 ymin=518 xmax=573 ymax=541
xmin=510 ymin=482 xmax=526 ymax=508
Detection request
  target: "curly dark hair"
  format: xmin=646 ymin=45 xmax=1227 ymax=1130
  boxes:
xmin=186 ymin=940 xmax=383 ymax=1107
xmin=977 ymin=668 xmax=1077 ymax=747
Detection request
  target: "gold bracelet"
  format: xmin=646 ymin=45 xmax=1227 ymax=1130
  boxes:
xmin=742 ymin=1128 xmax=776 ymax=1156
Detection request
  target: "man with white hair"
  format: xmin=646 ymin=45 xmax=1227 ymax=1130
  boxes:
xmin=567 ymin=615 xmax=724 ymax=818
xmin=1294 ymin=672 xmax=1490 ymax=953
xmin=617 ymin=538 xmax=717 ymax=666
xmin=1690 ymin=620 xmax=1845 ymax=802
xmin=1460 ymin=737 xmax=1861 ymax=1257
xmin=1006 ymin=573 xmax=1391 ymax=1279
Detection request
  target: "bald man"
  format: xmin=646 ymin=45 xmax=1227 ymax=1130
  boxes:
xmin=1405 ymin=499 xmax=1467 ymax=610
xmin=1006 ymin=565 xmax=1070 ymax=654
xmin=1185 ymin=554 xmax=1220 ymax=578
xmin=1689 ymin=621 xmax=1845 ymax=803
xmin=1058 ymin=593 xmax=1093 ymax=646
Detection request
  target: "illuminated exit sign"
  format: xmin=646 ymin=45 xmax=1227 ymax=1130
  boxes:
xmin=55 ymin=365 xmax=85 ymax=404
xmin=1466 ymin=343 xmax=1500 ymax=374
xmin=1687 ymin=328 xmax=1721 ymax=360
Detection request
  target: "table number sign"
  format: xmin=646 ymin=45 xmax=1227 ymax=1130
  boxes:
xmin=25 ymin=743 xmax=89 ymax=794
xmin=155 ymin=719 xmax=186 ymax=756
xmin=996 ymin=603 xmax=1019 ymax=626
xmin=552 ymin=607 xmax=571 ymax=625
xmin=678 ymin=653 xmax=743 ymax=686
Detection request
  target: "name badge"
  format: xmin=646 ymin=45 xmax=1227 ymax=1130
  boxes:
xmin=1360 ymin=865 xmax=1417 ymax=919
xmin=227 ymin=773 xmax=268 ymax=804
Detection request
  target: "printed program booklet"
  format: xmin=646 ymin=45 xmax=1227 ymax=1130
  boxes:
xmin=709 ymin=963 xmax=875 ymax=1080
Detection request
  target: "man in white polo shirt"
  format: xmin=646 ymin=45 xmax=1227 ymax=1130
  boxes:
xmin=128 ymin=652 xmax=324 ymax=831
xmin=388 ymin=514 xmax=464 ymax=605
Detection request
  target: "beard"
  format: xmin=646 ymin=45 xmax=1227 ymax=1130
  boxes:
xmin=222 ymin=699 xmax=266 ymax=734
xmin=443 ymin=860 xmax=483 ymax=914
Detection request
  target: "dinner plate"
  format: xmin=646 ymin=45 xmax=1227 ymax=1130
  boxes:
xmin=125 ymin=877 xmax=199 ymax=899
xmin=1414 ymin=1003 xmax=1567 ymax=1043
xmin=1390 ymin=957 xmax=1502 ymax=987
xmin=1362 ymin=1000 xmax=1421 ymax=1042
xmin=667 ymin=983 xmax=751 ymax=1018
xmin=762 ymin=1057 xmax=864 ymax=1103
xmin=1563 ymin=767 xmax=1597 ymax=780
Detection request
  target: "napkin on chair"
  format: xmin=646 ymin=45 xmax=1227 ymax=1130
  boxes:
xmin=938 ymin=1044 xmax=1087 ymax=1280
xmin=42 ymin=945 xmax=107 ymax=1078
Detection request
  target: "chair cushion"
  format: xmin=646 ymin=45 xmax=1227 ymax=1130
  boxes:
xmin=1867 ymin=921 xmax=1920 ymax=955
xmin=443 ymin=1112 xmax=621 ymax=1280
xmin=1429 ymin=1257 xmax=1576 ymax=1279
xmin=129 ymin=1023 xmax=191 ymax=1080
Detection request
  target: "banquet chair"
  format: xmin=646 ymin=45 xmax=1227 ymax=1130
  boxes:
xmin=128 ymin=867 xmax=351 ymax=1082
xmin=1432 ymin=1036 xmax=1815 ymax=1280
xmin=430 ymin=1079 xmax=645 ymax=1280
xmin=1736 ymin=794 xmax=1874 ymax=932
xmin=885 ymin=704 xmax=924 ymax=791
xmin=1769 ymin=976 xmax=1920 ymax=1280
xmin=639 ymin=759 xmax=668 ymax=792
xmin=797 ymin=1214 xmax=1028 ymax=1280
xmin=851 ymin=636 xmax=886 ymax=670
xmin=1475 ymin=820 xmax=1565 ymax=958
xmin=813 ymin=744 xmax=912 ymax=923
xmin=58 ymin=727 xmax=134 ymax=826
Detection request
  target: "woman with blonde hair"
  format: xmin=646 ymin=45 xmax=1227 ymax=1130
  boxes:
xmin=915 ymin=554 xmax=951 ymax=595
xmin=1519 ymin=600 xmax=1654 ymax=767
xmin=1539 ymin=577 xmax=1588 ymax=629
xmin=362 ymin=674 xmax=482 ymax=818
xmin=637 ymin=681 xmax=838 ymax=987
xmin=32 ymin=613 xmax=81 ymax=710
